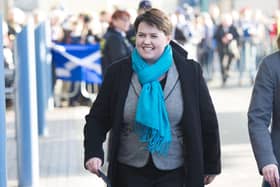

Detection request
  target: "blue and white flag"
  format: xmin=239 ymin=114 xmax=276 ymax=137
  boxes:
xmin=51 ymin=43 xmax=102 ymax=84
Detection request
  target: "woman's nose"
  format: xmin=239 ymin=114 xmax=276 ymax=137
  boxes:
xmin=143 ymin=36 xmax=151 ymax=44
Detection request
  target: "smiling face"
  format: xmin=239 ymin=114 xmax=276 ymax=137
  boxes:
xmin=135 ymin=21 xmax=171 ymax=64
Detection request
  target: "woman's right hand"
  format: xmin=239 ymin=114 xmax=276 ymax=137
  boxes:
xmin=85 ymin=157 xmax=102 ymax=175
xmin=262 ymin=164 xmax=280 ymax=187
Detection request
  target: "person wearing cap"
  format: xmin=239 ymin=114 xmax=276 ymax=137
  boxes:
xmin=138 ymin=0 xmax=152 ymax=15
xmin=84 ymin=8 xmax=221 ymax=187
xmin=126 ymin=0 xmax=153 ymax=46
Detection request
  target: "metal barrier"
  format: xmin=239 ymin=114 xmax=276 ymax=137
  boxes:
xmin=54 ymin=81 xmax=98 ymax=106
xmin=80 ymin=82 xmax=98 ymax=102
xmin=0 ymin=15 xmax=8 ymax=187
xmin=35 ymin=22 xmax=47 ymax=136
xmin=15 ymin=21 xmax=39 ymax=187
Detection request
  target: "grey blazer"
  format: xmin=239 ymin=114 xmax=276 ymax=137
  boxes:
xmin=248 ymin=51 xmax=280 ymax=173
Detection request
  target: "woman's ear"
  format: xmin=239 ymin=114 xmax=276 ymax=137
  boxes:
xmin=166 ymin=35 xmax=172 ymax=44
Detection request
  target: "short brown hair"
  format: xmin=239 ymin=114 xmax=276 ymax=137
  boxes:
xmin=111 ymin=10 xmax=130 ymax=20
xmin=110 ymin=10 xmax=130 ymax=28
xmin=134 ymin=8 xmax=173 ymax=36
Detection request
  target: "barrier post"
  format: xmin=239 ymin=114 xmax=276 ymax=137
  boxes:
xmin=35 ymin=22 xmax=47 ymax=136
xmin=43 ymin=21 xmax=54 ymax=109
xmin=14 ymin=20 xmax=39 ymax=187
xmin=0 ymin=15 xmax=8 ymax=187
xmin=44 ymin=21 xmax=55 ymax=109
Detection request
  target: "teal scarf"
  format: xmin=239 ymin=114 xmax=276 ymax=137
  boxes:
xmin=131 ymin=44 xmax=172 ymax=155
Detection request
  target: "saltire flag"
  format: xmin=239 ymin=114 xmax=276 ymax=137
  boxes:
xmin=51 ymin=43 xmax=102 ymax=84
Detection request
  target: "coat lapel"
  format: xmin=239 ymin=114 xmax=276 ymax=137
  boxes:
xmin=164 ymin=62 xmax=179 ymax=99
xmin=115 ymin=58 xmax=133 ymax=121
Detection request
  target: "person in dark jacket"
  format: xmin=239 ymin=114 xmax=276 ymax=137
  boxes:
xmin=101 ymin=10 xmax=133 ymax=76
xmin=214 ymin=13 xmax=239 ymax=86
xmin=126 ymin=0 xmax=152 ymax=46
xmin=84 ymin=8 xmax=221 ymax=187
xmin=248 ymin=35 xmax=280 ymax=187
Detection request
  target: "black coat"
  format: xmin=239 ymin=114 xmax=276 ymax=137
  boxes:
xmin=84 ymin=41 xmax=221 ymax=187
xmin=101 ymin=27 xmax=133 ymax=75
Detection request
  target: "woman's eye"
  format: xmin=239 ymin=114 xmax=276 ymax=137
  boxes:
xmin=151 ymin=35 xmax=158 ymax=38
xmin=137 ymin=34 xmax=145 ymax=37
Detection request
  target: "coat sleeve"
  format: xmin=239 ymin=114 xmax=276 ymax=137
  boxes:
xmin=248 ymin=60 xmax=278 ymax=174
xmin=83 ymin=65 xmax=116 ymax=167
xmin=197 ymin=64 xmax=221 ymax=175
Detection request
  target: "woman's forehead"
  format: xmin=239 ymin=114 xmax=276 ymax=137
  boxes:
xmin=138 ymin=22 xmax=158 ymax=30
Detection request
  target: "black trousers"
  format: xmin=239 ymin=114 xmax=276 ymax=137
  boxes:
xmin=115 ymin=158 xmax=185 ymax=187
xmin=218 ymin=50 xmax=234 ymax=84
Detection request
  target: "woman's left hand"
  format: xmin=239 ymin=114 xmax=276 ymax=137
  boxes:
xmin=204 ymin=175 xmax=216 ymax=185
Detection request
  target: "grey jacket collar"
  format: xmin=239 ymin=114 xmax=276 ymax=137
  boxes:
xmin=131 ymin=61 xmax=179 ymax=99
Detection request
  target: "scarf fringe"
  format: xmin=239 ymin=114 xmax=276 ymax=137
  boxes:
xmin=134 ymin=122 xmax=171 ymax=156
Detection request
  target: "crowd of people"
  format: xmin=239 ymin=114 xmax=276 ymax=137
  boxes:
xmin=83 ymin=4 xmax=280 ymax=187
xmin=2 ymin=1 xmax=280 ymax=187
xmin=2 ymin=1 xmax=280 ymax=105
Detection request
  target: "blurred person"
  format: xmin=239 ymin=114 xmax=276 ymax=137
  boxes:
xmin=49 ymin=8 xmax=69 ymax=107
xmin=49 ymin=9 xmax=65 ymax=43
xmin=3 ymin=21 xmax=14 ymax=70
xmin=58 ymin=14 xmax=81 ymax=44
xmin=80 ymin=13 xmax=100 ymax=44
xmin=248 ymin=34 xmax=280 ymax=187
xmin=214 ymin=13 xmax=240 ymax=86
xmin=171 ymin=7 xmax=191 ymax=46
xmin=268 ymin=11 xmax=280 ymax=51
xmin=6 ymin=7 xmax=26 ymax=41
xmin=126 ymin=0 xmax=153 ymax=46
xmin=69 ymin=14 xmax=84 ymax=44
xmin=252 ymin=10 xmax=268 ymax=66
xmin=99 ymin=10 xmax=111 ymax=36
xmin=197 ymin=12 xmax=215 ymax=81
xmin=52 ymin=14 xmax=88 ymax=107
xmin=101 ymin=10 xmax=133 ymax=76
xmin=84 ymin=8 xmax=221 ymax=187
xmin=3 ymin=21 xmax=15 ymax=105
xmin=185 ymin=13 xmax=205 ymax=61
xmin=239 ymin=8 xmax=259 ymax=85
xmin=77 ymin=13 xmax=101 ymax=105
xmin=54 ymin=14 xmax=81 ymax=106
xmin=137 ymin=0 xmax=152 ymax=15
xmin=209 ymin=4 xmax=220 ymax=26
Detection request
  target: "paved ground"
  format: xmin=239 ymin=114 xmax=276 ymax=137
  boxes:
xmin=207 ymin=75 xmax=262 ymax=187
xmin=6 ymin=70 xmax=263 ymax=187
xmin=7 ymin=107 xmax=106 ymax=187
xmin=209 ymin=82 xmax=261 ymax=187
